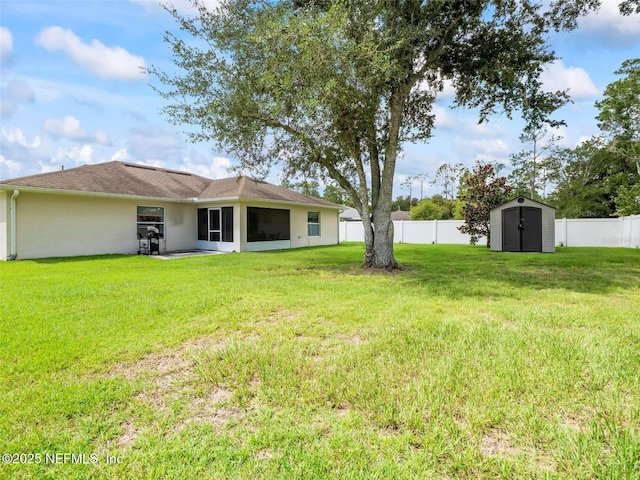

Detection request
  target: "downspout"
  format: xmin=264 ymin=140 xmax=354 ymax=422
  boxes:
xmin=7 ymin=189 xmax=19 ymax=260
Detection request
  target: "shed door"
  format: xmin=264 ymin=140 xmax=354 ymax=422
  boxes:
xmin=521 ymin=207 xmax=542 ymax=252
xmin=502 ymin=206 xmax=542 ymax=252
xmin=502 ymin=207 xmax=521 ymax=252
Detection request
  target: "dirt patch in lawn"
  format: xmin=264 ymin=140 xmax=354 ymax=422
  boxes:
xmin=106 ymin=336 xmax=252 ymax=445
xmin=106 ymin=336 xmax=225 ymax=382
xmin=480 ymin=428 xmax=520 ymax=457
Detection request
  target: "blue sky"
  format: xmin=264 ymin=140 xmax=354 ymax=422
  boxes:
xmin=1 ymin=0 xmax=639 ymax=199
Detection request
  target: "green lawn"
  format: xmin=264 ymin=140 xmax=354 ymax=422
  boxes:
xmin=0 ymin=244 xmax=639 ymax=479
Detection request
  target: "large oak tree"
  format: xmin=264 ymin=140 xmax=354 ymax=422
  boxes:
xmin=150 ymin=0 xmax=638 ymax=268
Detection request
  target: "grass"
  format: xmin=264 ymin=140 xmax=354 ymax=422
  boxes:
xmin=0 ymin=243 xmax=639 ymax=479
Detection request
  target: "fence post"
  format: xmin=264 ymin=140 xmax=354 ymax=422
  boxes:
xmin=434 ymin=219 xmax=438 ymax=244
xmin=563 ymin=218 xmax=568 ymax=247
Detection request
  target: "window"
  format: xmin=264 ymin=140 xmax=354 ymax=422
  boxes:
xmin=197 ymin=208 xmax=208 ymax=241
xmin=308 ymin=211 xmax=320 ymax=236
xmin=197 ymin=207 xmax=234 ymax=242
xmin=247 ymin=207 xmax=290 ymax=242
xmin=221 ymin=207 xmax=234 ymax=242
xmin=137 ymin=206 xmax=165 ymax=239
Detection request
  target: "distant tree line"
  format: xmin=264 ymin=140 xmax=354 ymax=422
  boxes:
xmin=508 ymin=58 xmax=640 ymax=218
xmin=297 ymin=57 xmax=639 ymax=226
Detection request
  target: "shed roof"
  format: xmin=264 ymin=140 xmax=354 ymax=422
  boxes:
xmin=0 ymin=161 xmax=340 ymax=208
xmin=491 ymin=196 xmax=556 ymax=211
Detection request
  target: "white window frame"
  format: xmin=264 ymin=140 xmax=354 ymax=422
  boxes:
xmin=209 ymin=208 xmax=221 ymax=242
xmin=308 ymin=211 xmax=320 ymax=237
xmin=137 ymin=205 xmax=165 ymax=239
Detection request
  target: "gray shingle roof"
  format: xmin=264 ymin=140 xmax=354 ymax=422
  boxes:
xmin=390 ymin=210 xmax=411 ymax=221
xmin=199 ymin=176 xmax=339 ymax=207
xmin=0 ymin=161 xmax=341 ymax=208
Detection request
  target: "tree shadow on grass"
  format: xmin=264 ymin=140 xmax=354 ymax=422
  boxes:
xmin=12 ymin=244 xmax=640 ymax=298
xmin=289 ymin=244 xmax=640 ymax=298
xmin=393 ymin=245 xmax=640 ymax=297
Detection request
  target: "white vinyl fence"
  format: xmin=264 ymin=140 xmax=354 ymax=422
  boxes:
xmin=339 ymin=214 xmax=640 ymax=248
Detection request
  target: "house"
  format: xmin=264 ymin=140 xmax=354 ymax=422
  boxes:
xmin=339 ymin=208 xmax=411 ymax=222
xmin=490 ymin=196 xmax=555 ymax=253
xmin=390 ymin=210 xmax=411 ymax=221
xmin=0 ymin=161 xmax=343 ymax=260
xmin=339 ymin=207 xmax=361 ymax=222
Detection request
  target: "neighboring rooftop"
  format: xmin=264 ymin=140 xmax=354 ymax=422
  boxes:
xmin=339 ymin=207 xmax=361 ymax=221
xmin=391 ymin=210 xmax=411 ymax=221
xmin=339 ymin=208 xmax=411 ymax=221
xmin=0 ymin=161 xmax=340 ymax=208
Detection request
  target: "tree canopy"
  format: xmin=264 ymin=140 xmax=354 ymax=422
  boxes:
xmin=546 ymin=138 xmax=638 ymax=217
xmin=541 ymin=58 xmax=640 ymax=218
xmin=150 ymin=0 xmax=639 ymax=266
xmin=595 ymin=58 xmax=640 ymax=175
xmin=410 ymin=195 xmax=463 ymax=221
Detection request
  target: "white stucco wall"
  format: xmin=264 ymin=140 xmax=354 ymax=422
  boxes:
xmin=4 ymin=190 xmax=340 ymax=259
xmin=240 ymin=201 xmax=339 ymax=252
xmin=0 ymin=191 xmax=8 ymax=259
xmin=290 ymin=206 xmax=339 ymax=249
xmin=11 ymin=192 xmax=196 ymax=259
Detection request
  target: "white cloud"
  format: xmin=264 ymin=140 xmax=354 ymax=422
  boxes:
xmin=2 ymin=127 xmax=41 ymax=149
xmin=440 ymin=79 xmax=457 ymax=98
xmin=137 ymin=159 xmax=166 ymax=168
xmin=41 ymin=115 xmax=83 ymax=141
xmin=0 ymin=155 xmax=22 ymax=179
xmin=0 ymin=27 xmax=12 ymax=64
xmin=467 ymin=121 xmax=506 ymax=137
xmin=95 ymin=131 xmax=110 ymax=145
xmin=433 ymin=104 xmax=454 ymax=129
xmin=0 ymin=128 xmax=51 ymax=178
xmin=580 ymin=0 xmax=640 ymax=39
xmin=415 ymin=77 xmax=456 ymax=100
xmin=541 ymin=60 xmax=599 ymax=98
xmin=42 ymin=116 xmax=111 ymax=145
xmin=111 ymin=148 xmax=130 ymax=162
xmin=34 ymin=26 xmax=147 ymax=80
xmin=454 ymin=137 xmax=510 ymax=157
xmin=127 ymin=125 xmax=183 ymax=164
xmin=545 ymin=125 xmax=573 ymax=148
xmin=54 ymin=144 xmax=95 ymax=167
xmin=0 ymin=78 xmax=35 ymax=117
xmin=180 ymin=155 xmax=231 ymax=179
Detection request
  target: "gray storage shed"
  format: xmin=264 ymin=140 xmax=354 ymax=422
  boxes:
xmin=490 ymin=197 xmax=555 ymax=253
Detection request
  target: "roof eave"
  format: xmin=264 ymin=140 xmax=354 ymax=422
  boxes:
xmin=496 ymin=195 xmax=556 ymax=210
xmin=239 ymin=196 xmax=342 ymax=209
xmin=0 ymin=184 xmax=196 ymax=203
xmin=195 ymin=195 xmax=342 ymax=209
xmin=0 ymin=185 xmax=343 ymax=209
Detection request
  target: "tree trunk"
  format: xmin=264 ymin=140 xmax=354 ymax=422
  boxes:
xmin=362 ymin=212 xmax=375 ymax=266
xmin=361 ymin=206 xmax=398 ymax=270
xmin=360 ymin=84 xmax=407 ymax=270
